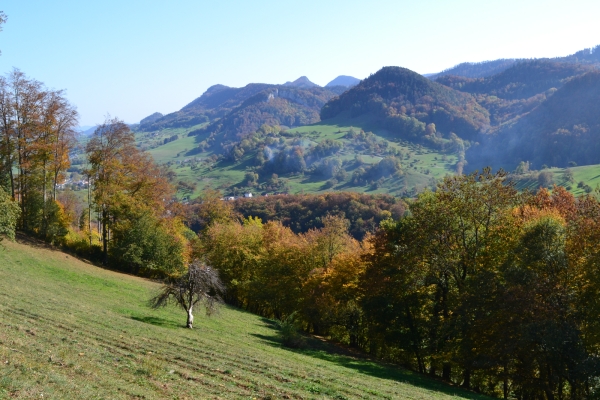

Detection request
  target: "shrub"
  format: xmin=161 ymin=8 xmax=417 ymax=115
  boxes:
xmin=277 ymin=312 xmax=305 ymax=348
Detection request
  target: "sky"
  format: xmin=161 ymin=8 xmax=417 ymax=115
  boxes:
xmin=0 ymin=0 xmax=598 ymax=126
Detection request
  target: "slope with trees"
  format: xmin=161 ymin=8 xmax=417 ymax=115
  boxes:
xmin=197 ymin=169 xmax=600 ymax=398
xmin=194 ymin=86 xmax=341 ymax=145
xmin=436 ymin=60 xmax=594 ymax=100
xmin=431 ymin=44 xmax=600 ymax=80
xmin=321 ymin=66 xmax=490 ymax=142
xmin=138 ymin=82 xmax=345 ymax=135
xmin=470 ymin=71 xmax=600 ymax=169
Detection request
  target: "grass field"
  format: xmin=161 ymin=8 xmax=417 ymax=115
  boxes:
xmin=510 ymin=164 xmax=600 ymax=197
xmin=0 ymin=239 xmax=490 ymax=399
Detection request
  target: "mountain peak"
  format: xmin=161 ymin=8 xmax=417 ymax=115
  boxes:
xmin=283 ymin=76 xmax=319 ymax=88
xmin=140 ymin=112 xmax=164 ymax=125
xmin=325 ymin=75 xmax=360 ymax=88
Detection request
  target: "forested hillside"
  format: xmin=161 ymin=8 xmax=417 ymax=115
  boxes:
xmin=431 ymin=44 xmax=600 ymax=79
xmin=432 ymin=59 xmax=517 ymax=79
xmin=436 ymin=60 xmax=593 ymax=100
xmin=230 ymin=191 xmax=406 ymax=240
xmin=138 ymin=83 xmax=274 ymax=131
xmin=470 ymin=71 xmax=600 ymax=168
xmin=139 ymin=82 xmax=346 ymax=135
xmin=321 ymin=66 xmax=489 ymax=142
xmin=194 ymin=86 xmax=342 ymax=143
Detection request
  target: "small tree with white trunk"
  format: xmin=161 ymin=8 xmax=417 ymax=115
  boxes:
xmin=150 ymin=260 xmax=225 ymax=328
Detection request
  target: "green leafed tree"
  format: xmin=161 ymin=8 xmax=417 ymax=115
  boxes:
xmin=0 ymin=185 xmax=20 ymax=242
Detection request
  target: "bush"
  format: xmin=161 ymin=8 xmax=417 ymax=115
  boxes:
xmin=277 ymin=312 xmax=305 ymax=348
xmin=538 ymin=171 xmax=554 ymax=188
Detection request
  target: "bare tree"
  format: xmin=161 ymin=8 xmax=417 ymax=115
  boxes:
xmin=150 ymin=260 xmax=225 ymax=328
xmin=0 ymin=12 xmax=6 ymax=56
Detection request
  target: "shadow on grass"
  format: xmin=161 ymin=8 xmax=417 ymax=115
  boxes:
xmin=259 ymin=317 xmax=279 ymax=329
xmin=251 ymin=323 xmax=487 ymax=399
xmin=130 ymin=315 xmax=179 ymax=329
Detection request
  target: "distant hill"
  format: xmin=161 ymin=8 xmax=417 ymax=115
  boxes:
xmin=321 ymin=66 xmax=490 ymax=141
xmin=431 ymin=44 xmax=600 ymax=80
xmin=436 ymin=60 xmax=594 ymax=100
xmin=326 ymin=75 xmax=360 ymax=88
xmin=193 ymin=86 xmax=340 ymax=146
xmin=139 ymin=83 xmax=274 ymax=131
xmin=553 ymin=45 xmax=600 ymax=65
xmin=469 ymin=71 xmax=600 ymax=169
xmin=139 ymin=112 xmax=163 ymax=125
xmin=77 ymin=125 xmax=97 ymax=136
xmin=283 ymin=76 xmax=320 ymax=88
xmin=432 ymin=59 xmax=517 ymax=79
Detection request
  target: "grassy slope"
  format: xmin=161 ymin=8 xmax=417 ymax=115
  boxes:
xmin=511 ymin=164 xmax=600 ymax=196
xmin=0 ymin=239 xmax=489 ymax=400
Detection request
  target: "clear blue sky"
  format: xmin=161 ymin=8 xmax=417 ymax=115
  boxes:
xmin=0 ymin=0 xmax=598 ymax=126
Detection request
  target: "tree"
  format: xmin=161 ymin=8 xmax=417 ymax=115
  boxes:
xmin=150 ymin=260 xmax=225 ymax=328
xmin=538 ymin=171 xmax=554 ymax=188
xmin=0 ymin=69 xmax=78 ymax=236
xmin=0 ymin=185 xmax=19 ymax=242
xmin=0 ymin=12 xmax=6 ymax=55
xmin=86 ymin=117 xmax=173 ymax=265
xmin=564 ymin=168 xmax=574 ymax=183
xmin=361 ymin=168 xmax=523 ymax=385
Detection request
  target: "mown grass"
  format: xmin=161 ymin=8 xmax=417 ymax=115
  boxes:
xmin=0 ymin=239 xmax=490 ymax=399
xmin=510 ymin=165 xmax=600 ymax=197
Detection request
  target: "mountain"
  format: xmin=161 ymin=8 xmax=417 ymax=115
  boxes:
xmin=139 ymin=112 xmax=163 ymax=125
xmin=430 ymin=45 xmax=600 ymax=80
xmin=436 ymin=60 xmax=594 ymax=100
xmin=326 ymin=75 xmax=360 ymax=88
xmin=138 ymin=83 xmax=274 ymax=131
xmin=553 ymin=44 xmax=600 ymax=65
xmin=431 ymin=59 xmax=518 ymax=79
xmin=78 ymin=125 xmax=98 ymax=136
xmin=469 ymin=71 xmax=600 ymax=169
xmin=192 ymin=86 xmax=340 ymax=145
xmin=321 ymin=66 xmax=490 ymax=141
xmin=283 ymin=76 xmax=319 ymax=88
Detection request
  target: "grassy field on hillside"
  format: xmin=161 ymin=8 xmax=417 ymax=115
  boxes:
xmin=510 ymin=164 xmax=600 ymax=197
xmin=0 ymin=239 xmax=489 ymax=399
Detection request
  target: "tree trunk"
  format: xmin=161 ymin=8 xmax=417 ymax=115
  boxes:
xmin=442 ymin=363 xmax=451 ymax=381
xmin=88 ymin=181 xmax=92 ymax=247
xmin=504 ymin=363 xmax=509 ymax=399
xmin=462 ymin=369 xmax=471 ymax=389
xmin=8 ymin=159 xmax=14 ymax=200
xmin=42 ymin=159 xmax=47 ymax=237
xmin=186 ymin=306 xmax=194 ymax=329
xmin=102 ymin=207 xmax=108 ymax=265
